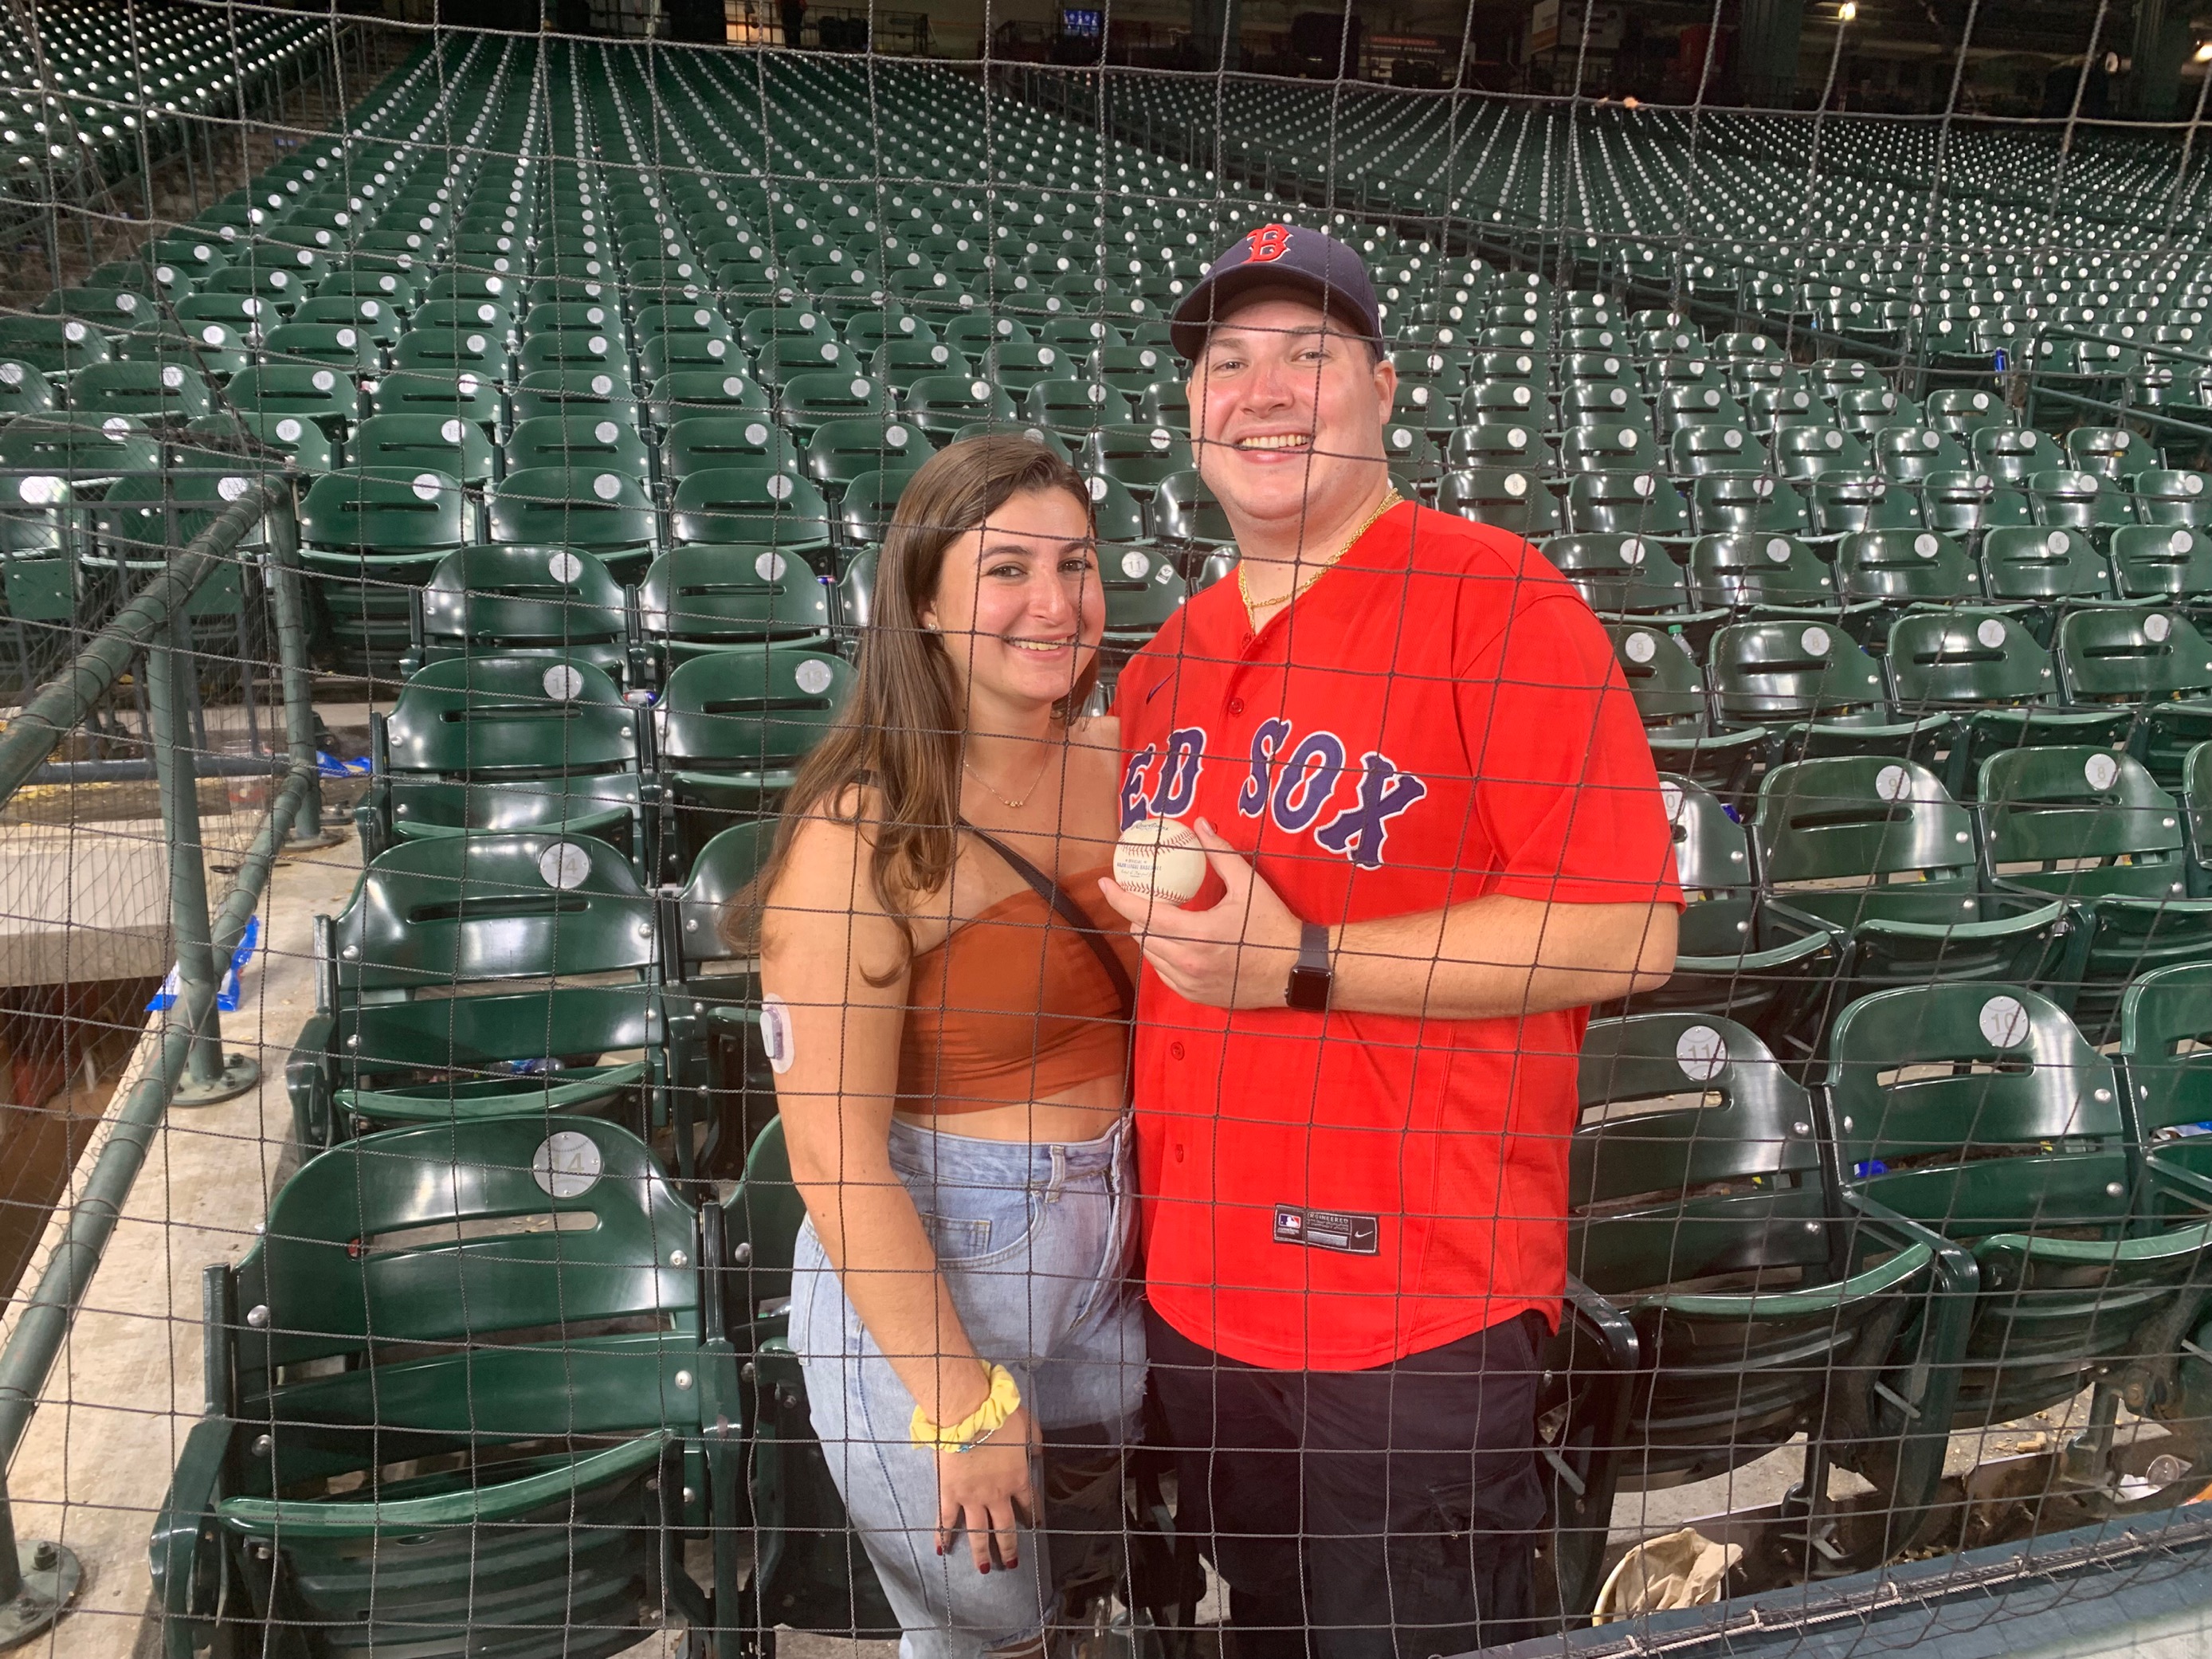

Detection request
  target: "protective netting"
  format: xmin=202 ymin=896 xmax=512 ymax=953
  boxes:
xmin=4 ymin=3 xmax=2212 ymax=1657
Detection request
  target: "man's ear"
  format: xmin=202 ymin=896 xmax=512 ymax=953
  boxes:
xmin=1371 ymin=348 xmax=1398 ymax=421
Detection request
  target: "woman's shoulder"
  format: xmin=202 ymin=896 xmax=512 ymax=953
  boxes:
xmin=774 ymin=792 xmax=895 ymax=913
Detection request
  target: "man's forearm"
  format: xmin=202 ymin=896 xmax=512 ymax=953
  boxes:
xmin=1328 ymin=895 xmax=1678 ymax=1021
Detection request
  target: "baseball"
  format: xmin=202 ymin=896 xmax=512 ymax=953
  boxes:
xmin=1113 ymin=818 xmax=1207 ymax=908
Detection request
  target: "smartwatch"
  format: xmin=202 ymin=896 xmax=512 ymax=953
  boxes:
xmin=1285 ymin=921 xmax=1333 ymax=1013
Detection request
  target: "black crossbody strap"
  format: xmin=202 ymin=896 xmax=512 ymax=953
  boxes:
xmin=959 ymin=819 xmax=1136 ymax=1023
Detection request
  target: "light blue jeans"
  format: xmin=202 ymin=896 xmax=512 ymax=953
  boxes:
xmin=790 ymin=1115 xmax=1147 ymax=1659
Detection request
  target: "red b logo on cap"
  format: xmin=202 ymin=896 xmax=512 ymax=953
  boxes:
xmin=1244 ymin=225 xmax=1292 ymax=264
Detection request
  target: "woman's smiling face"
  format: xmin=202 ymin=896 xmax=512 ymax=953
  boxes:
xmin=920 ymin=484 xmax=1102 ymax=716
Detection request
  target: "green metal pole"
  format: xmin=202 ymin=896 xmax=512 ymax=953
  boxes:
xmin=264 ymin=490 xmax=339 ymax=848
xmin=0 ymin=485 xmax=276 ymax=807
xmin=147 ymin=609 xmax=260 ymax=1108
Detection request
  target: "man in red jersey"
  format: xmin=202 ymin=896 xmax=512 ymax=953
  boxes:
xmin=1098 ymin=225 xmax=1682 ymax=1659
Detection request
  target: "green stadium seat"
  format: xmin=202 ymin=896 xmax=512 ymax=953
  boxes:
xmin=2053 ymin=606 xmax=2212 ymax=786
xmin=224 ymin=363 xmax=362 ymax=437
xmin=409 ymin=543 xmax=633 ymax=681
xmin=1570 ymin=1013 xmax=1962 ymax=1567
xmin=490 ymin=466 xmax=658 ymax=582
xmin=2108 ymin=524 xmax=2212 ymax=609
xmin=1976 ymin=745 xmax=2212 ymax=1040
xmin=655 ymin=645 xmax=852 ymax=869
xmin=67 ymin=360 xmax=214 ymax=422
xmin=1564 ymin=470 xmax=1690 ymax=542
xmin=1825 ymin=984 xmax=2212 ymax=1521
xmin=149 ymin=1116 xmax=735 ymax=1658
xmin=360 ymin=652 xmax=643 ymax=864
xmin=1752 ymin=757 xmax=2066 ymax=1008
xmin=348 ymin=412 xmax=496 ymax=484
xmin=640 ymin=544 xmax=835 ymax=665
xmin=1438 ymin=466 xmax=1562 ymax=536
xmin=504 ymin=414 xmax=654 ymax=477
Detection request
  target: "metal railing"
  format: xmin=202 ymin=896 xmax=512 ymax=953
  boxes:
xmin=0 ymin=477 xmax=317 ymax=1647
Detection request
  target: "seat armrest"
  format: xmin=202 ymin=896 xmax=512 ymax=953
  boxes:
xmin=148 ymin=1414 xmax=235 ymax=1659
xmin=283 ymin=1011 xmax=335 ymax=1151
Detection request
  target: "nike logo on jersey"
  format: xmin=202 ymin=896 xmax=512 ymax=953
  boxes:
xmin=1121 ymin=722 xmax=1429 ymax=871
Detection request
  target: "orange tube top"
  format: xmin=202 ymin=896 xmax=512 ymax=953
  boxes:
xmin=898 ymin=865 xmax=1138 ymax=1114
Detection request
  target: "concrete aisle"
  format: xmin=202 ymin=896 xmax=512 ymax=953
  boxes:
xmin=1 ymin=832 xmax=362 ymax=1658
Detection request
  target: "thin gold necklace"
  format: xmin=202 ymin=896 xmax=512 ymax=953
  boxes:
xmin=962 ymin=747 xmax=1053 ymax=810
xmin=1238 ymin=488 xmax=1404 ymax=625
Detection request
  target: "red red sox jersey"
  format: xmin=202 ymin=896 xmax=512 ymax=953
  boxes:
xmin=1111 ymin=500 xmax=1682 ymax=1371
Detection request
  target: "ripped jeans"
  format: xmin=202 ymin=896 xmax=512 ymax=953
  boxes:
xmin=790 ymin=1116 xmax=1147 ymax=1659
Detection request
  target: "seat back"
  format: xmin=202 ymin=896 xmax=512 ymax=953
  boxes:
xmin=2055 ymin=606 xmax=2212 ymax=702
xmin=331 ymin=831 xmax=657 ymax=995
xmin=657 ymin=645 xmax=853 ymax=771
xmin=1982 ymin=526 xmax=2111 ymax=602
xmin=641 ymin=545 xmax=833 ymax=649
xmin=299 ymin=466 xmax=469 ymax=552
xmin=1711 ymin=621 xmax=1889 ymax=723
xmin=1754 ymin=755 xmax=1981 ymax=923
xmin=1692 ymin=532 xmax=1838 ymax=610
xmin=382 ymin=653 xmax=637 ymax=779
xmin=1977 ymin=746 xmax=2188 ymax=899
xmin=492 ymin=466 xmax=657 ymax=552
xmin=2118 ymin=963 xmax=2212 ymax=1143
xmin=2108 ymin=524 xmax=2212 ymax=601
xmin=1836 ymin=528 xmax=1975 ymax=605
xmin=1885 ymin=610 xmax=2054 ymax=708
xmin=419 ymin=544 xmax=628 ymax=653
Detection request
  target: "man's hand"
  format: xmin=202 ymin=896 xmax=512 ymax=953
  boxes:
xmin=1098 ymin=818 xmax=1304 ymax=1009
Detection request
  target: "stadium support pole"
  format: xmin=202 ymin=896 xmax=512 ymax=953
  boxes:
xmin=265 ymin=490 xmax=338 ymax=848
xmin=147 ymin=610 xmax=260 ymax=1107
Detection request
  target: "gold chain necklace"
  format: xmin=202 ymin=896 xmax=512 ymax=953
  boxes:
xmin=961 ymin=748 xmax=1053 ymax=810
xmin=1238 ymin=488 xmax=1404 ymax=625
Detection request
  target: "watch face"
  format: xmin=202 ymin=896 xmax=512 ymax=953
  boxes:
xmin=1287 ymin=966 xmax=1331 ymax=1013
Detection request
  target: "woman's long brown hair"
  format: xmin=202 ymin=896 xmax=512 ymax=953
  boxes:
xmin=742 ymin=433 xmax=1099 ymax=963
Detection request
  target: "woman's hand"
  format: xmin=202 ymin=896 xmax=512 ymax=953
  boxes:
xmin=935 ymin=1403 xmax=1040 ymax=1574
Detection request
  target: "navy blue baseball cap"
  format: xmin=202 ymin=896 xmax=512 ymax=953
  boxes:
xmin=1171 ymin=223 xmax=1384 ymax=362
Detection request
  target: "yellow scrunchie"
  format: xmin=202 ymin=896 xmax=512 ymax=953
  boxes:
xmin=911 ymin=1363 xmax=1022 ymax=1453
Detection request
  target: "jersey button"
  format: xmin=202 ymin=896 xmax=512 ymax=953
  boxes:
xmin=1172 ymin=1143 xmax=1186 ymax=1163
xmin=1226 ymin=696 xmax=1245 ymax=716
xmin=1169 ymin=1041 xmax=1186 ymax=1060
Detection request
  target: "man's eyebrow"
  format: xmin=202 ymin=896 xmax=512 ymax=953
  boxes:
xmin=1205 ymin=323 xmax=1357 ymax=347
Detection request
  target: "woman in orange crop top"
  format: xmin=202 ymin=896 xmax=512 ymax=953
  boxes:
xmin=753 ymin=436 xmax=1148 ymax=1659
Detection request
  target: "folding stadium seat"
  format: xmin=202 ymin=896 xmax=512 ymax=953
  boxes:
xmin=1437 ymin=467 xmax=1560 ymax=538
xmin=1563 ymin=469 xmax=1690 ymax=545
xmin=1024 ymin=375 xmax=1122 ymax=436
xmin=1149 ymin=470 xmax=1236 ymax=550
xmin=67 ymin=360 xmax=214 ymax=424
xmin=640 ymin=544 xmax=834 ymax=673
xmin=1885 ymin=610 xmax=2132 ymax=798
xmin=392 ymin=325 xmax=510 ymax=382
xmin=1606 ymin=629 xmax=1764 ymax=801
xmin=359 ymin=653 xmax=644 ymax=865
xmin=2054 ymin=606 xmax=2212 ymax=786
xmin=1981 ymin=524 xmax=2120 ymax=639
xmin=150 ymin=1116 xmax=735 ymax=1657
xmin=181 ymin=410 xmax=336 ymax=477
xmin=655 ymin=646 xmax=853 ymax=871
xmin=1871 ymin=425 xmax=1970 ymax=485
xmin=1100 ymin=541 xmax=1192 ymax=670
xmin=226 ymin=363 xmax=363 ymax=441
xmin=1669 ymin=424 xmax=1767 ymax=479
xmin=1775 ymin=425 xmax=1872 ymax=483
xmin=0 ymin=359 xmax=57 ymax=420
xmin=409 ymin=544 xmax=633 ymax=682
xmin=1463 ymin=379 xmax=1543 ymax=425
xmin=2131 ymin=469 xmax=2212 ymax=531
xmin=1807 ymin=473 xmax=1921 ymax=540
xmin=2029 ymin=467 xmax=2136 ymax=551
xmin=1975 ymin=746 xmax=2212 ymax=1041
xmin=1558 ymin=423 xmax=1656 ymax=474
xmin=803 ymin=418 xmax=934 ymax=496
xmin=669 ymin=469 xmax=835 ymax=573
xmin=1928 ymin=389 xmax=2017 ymax=437
xmin=261 ymin=320 xmax=383 ymax=374
xmin=2108 ymin=524 xmax=2212 ymax=610
xmin=489 ymin=466 xmax=658 ymax=582
xmin=0 ymin=316 xmax=115 ymax=379
xmin=1750 ymin=386 xmax=1826 ymax=434
xmin=1566 ymin=1013 xmax=1959 ymax=1567
xmin=517 ymin=367 xmax=645 ymax=429
xmin=1972 ymin=424 xmax=2053 ymax=486
xmin=1753 ymin=757 xmax=2067 ymax=1010
xmin=504 ymin=414 xmax=654 ymax=477
xmin=1693 ymin=475 xmax=1813 ymax=539
xmin=348 ymin=413 xmax=496 ymax=486
xmin=645 ymin=370 xmax=772 ymax=430
xmin=1131 ymin=382 xmax=1192 ymax=434
xmin=1709 ymin=620 xmax=1951 ymax=763
xmin=1822 ymin=984 xmax=2212 ymax=1522
xmin=414 ymin=296 xmax=520 ymax=339
xmin=1689 ymin=531 xmax=1863 ymax=626
xmin=1833 ymin=386 xmax=1916 ymax=438
xmin=662 ymin=415 xmax=800 ymax=481
xmin=1084 ymin=422 xmax=1194 ymax=501
xmin=1547 ymin=534 xmax=1704 ymax=624
xmin=371 ymin=367 xmax=505 ymax=437
xmin=1833 ymin=527 xmax=1980 ymax=629
xmin=903 ymin=373 xmax=1018 ymax=436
